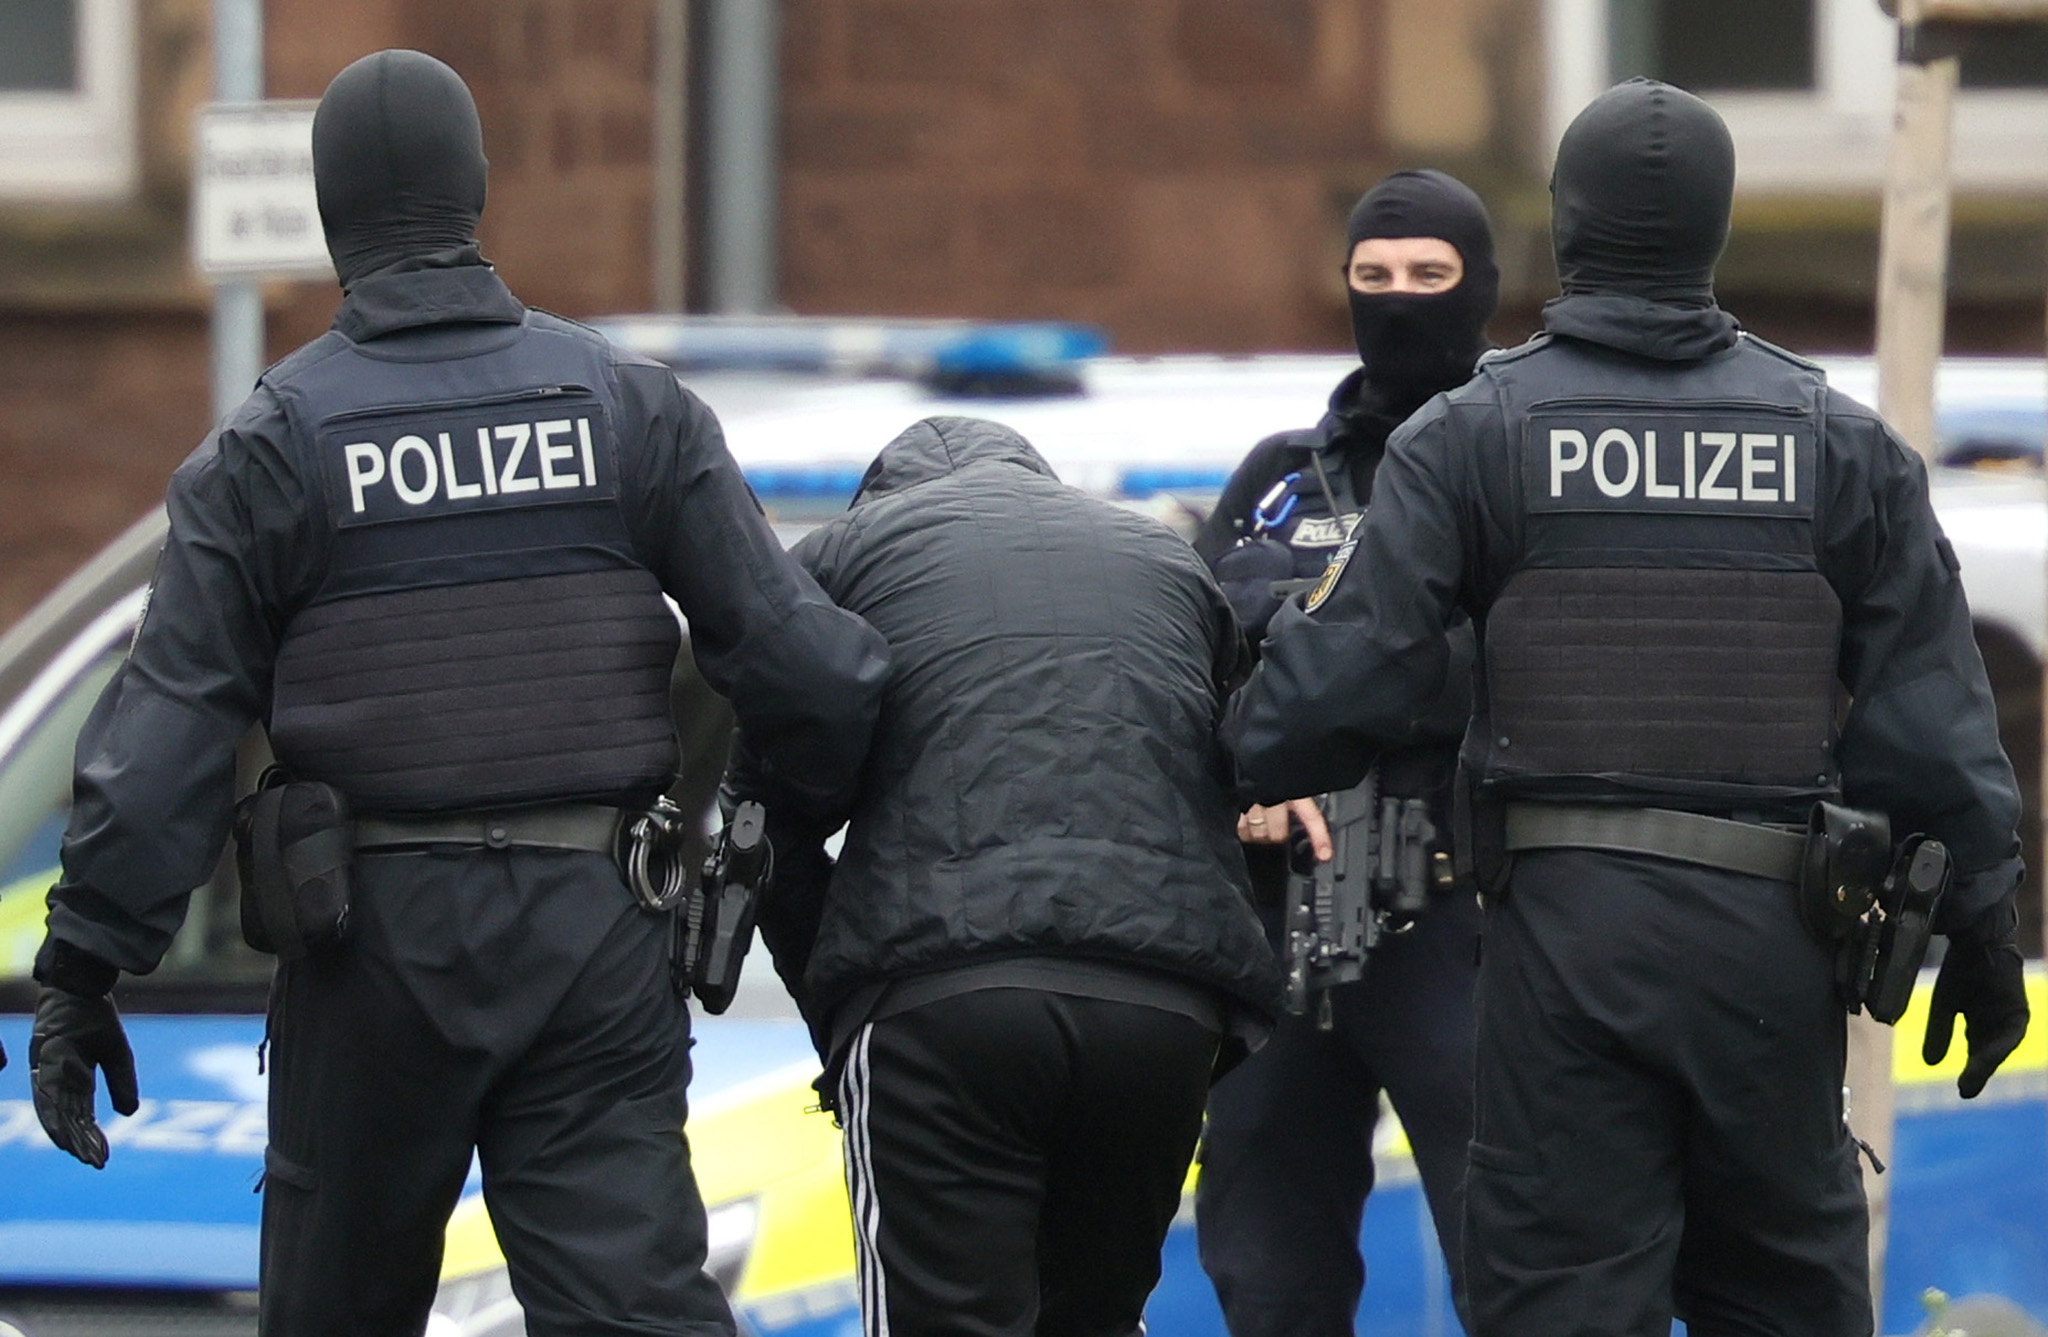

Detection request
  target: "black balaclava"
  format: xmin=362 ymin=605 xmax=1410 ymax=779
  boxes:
xmin=1551 ymin=78 xmax=1734 ymax=307
xmin=1344 ymin=169 xmax=1499 ymax=407
xmin=313 ymin=50 xmax=488 ymax=289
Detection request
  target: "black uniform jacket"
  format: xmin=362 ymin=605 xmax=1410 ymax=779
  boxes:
xmin=1227 ymin=295 xmax=2022 ymax=922
xmin=1195 ymin=368 xmax=1476 ymax=899
xmin=736 ymin=416 xmax=1284 ymax=1031
xmin=43 ymin=260 xmax=890 ymax=979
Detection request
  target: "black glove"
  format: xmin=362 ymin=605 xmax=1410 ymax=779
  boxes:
xmin=1922 ymin=903 xmax=2030 ymax=1100
xmin=29 ymin=988 xmax=139 ymax=1168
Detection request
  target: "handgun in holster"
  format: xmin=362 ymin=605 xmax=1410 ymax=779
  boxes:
xmin=1798 ymin=801 xmax=1951 ymax=1025
xmin=676 ymin=800 xmax=773 ymax=1015
xmin=1284 ymin=773 xmax=1454 ymax=1029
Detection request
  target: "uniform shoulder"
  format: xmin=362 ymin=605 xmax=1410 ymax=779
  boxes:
xmin=1474 ymin=332 xmax=1554 ymax=372
xmin=1735 ymin=330 xmax=1825 ymax=374
xmin=258 ymin=330 xmax=352 ymax=390
xmin=528 ymin=307 xmax=669 ymax=373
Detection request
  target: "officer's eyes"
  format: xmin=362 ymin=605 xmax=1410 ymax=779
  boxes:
xmin=1352 ymin=267 xmax=1394 ymax=291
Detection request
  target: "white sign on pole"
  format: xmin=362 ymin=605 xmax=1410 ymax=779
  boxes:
xmin=193 ymin=100 xmax=331 ymax=280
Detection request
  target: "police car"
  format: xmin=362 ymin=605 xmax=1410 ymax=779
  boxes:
xmin=0 ymin=321 xmax=2044 ymax=1337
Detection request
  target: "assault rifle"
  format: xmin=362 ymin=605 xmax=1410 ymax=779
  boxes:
xmin=1284 ymin=774 xmax=1452 ymax=1028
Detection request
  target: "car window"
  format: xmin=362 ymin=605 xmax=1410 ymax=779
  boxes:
xmin=0 ymin=597 xmax=271 ymax=1004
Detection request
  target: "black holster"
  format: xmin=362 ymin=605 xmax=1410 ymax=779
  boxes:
xmin=234 ymin=767 xmax=354 ymax=961
xmin=1797 ymin=801 xmax=1951 ymax=1024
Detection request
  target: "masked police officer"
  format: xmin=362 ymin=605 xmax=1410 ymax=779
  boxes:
xmin=1228 ymin=79 xmax=2030 ymax=1336
xmin=26 ymin=50 xmax=888 ymax=1337
xmin=1190 ymin=169 xmax=1492 ymax=1336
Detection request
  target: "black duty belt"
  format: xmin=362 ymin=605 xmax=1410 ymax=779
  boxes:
xmin=353 ymin=804 xmax=622 ymax=854
xmin=1504 ymin=803 xmax=1805 ymax=883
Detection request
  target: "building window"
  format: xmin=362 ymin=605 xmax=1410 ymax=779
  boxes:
xmin=1546 ymin=0 xmax=2048 ymax=191
xmin=1958 ymin=22 xmax=2048 ymax=90
xmin=0 ymin=0 xmax=137 ymax=201
xmin=1608 ymin=0 xmax=1818 ymax=93
xmin=0 ymin=0 xmax=81 ymax=93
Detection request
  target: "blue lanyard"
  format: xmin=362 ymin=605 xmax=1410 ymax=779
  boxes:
xmin=1252 ymin=472 xmax=1302 ymax=534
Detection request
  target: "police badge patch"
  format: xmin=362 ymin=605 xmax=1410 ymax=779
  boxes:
xmin=1303 ymin=537 xmax=1357 ymax=614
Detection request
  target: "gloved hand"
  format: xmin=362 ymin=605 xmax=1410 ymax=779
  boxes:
xmin=29 ymin=988 xmax=139 ymax=1168
xmin=1922 ymin=905 xmax=2030 ymax=1100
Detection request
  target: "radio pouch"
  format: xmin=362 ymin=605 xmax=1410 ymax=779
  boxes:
xmin=235 ymin=768 xmax=354 ymax=962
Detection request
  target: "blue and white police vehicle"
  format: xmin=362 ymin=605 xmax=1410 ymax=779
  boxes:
xmin=0 ymin=319 xmax=2043 ymax=1337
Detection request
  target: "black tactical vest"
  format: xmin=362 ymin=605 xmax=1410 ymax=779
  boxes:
xmin=264 ymin=313 xmax=681 ymax=813
xmin=1474 ymin=333 xmax=1842 ymax=810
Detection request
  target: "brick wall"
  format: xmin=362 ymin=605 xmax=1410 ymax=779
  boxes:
xmin=780 ymin=0 xmax=1391 ymax=351
xmin=0 ymin=311 xmax=211 ymax=631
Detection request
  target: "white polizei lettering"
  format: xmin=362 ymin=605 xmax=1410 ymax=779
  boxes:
xmin=476 ymin=427 xmax=500 ymax=496
xmin=1549 ymin=429 xmax=1589 ymax=497
xmin=214 ymin=1102 xmax=268 ymax=1155
xmin=536 ymin=418 xmax=579 ymax=489
xmin=1740 ymin=433 xmax=1779 ymax=502
xmin=438 ymin=432 xmax=483 ymax=500
xmin=0 ymin=1099 xmax=42 ymax=1146
xmin=1593 ymin=428 xmax=1639 ymax=498
xmin=128 ymin=1100 xmax=233 ymax=1151
xmin=390 ymin=435 xmax=440 ymax=505
xmin=496 ymin=423 xmax=539 ymax=493
xmin=1697 ymin=432 xmax=1738 ymax=500
xmin=1683 ymin=431 xmax=1697 ymax=499
xmin=1783 ymin=433 xmax=1796 ymax=503
xmin=1642 ymin=430 xmax=1678 ymax=498
xmin=343 ymin=443 xmax=386 ymax=514
xmin=103 ymin=1098 xmax=161 ymax=1146
xmin=577 ymin=417 xmax=597 ymax=486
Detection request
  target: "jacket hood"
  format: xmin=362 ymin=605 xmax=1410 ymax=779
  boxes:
xmin=851 ymin=416 xmax=1058 ymax=504
xmin=1541 ymin=290 xmax=1741 ymax=363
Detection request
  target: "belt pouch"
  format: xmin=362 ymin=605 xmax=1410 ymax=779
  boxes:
xmin=235 ymin=771 xmax=354 ymax=961
xmin=1798 ymin=801 xmax=1889 ymax=943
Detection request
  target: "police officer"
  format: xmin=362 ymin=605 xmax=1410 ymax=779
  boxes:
xmin=26 ymin=50 xmax=888 ymax=1337
xmin=1190 ymin=169 xmax=1492 ymax=1335
xmin=1227 ymin=80 xmax=2030 ymax=1336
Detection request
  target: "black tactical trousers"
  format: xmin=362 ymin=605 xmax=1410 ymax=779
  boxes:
xmin=837 ymin=987 xmax=1219 ymax=1337
xmin=1194 ymin=891 xmax=1480 ymax=1337
xmin=258 ymin=848 xmax=733 ymax=1337
xmin=1465 ymin=849 xmax=1871 ymax=1337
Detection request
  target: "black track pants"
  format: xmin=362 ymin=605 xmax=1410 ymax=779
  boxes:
xmin=1194 ymin=891 xmax=1479 ymax=1337
xmin=837 ymin=987 xmax=1219 ymax=1337
xmin=258 ymin=848 xmax=734 ymax=1337
xmin=1465 ymin=849 xmax=1871 ymax=1337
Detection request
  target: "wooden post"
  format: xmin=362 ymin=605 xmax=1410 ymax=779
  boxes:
xmin=1870 ymin=0 xmax=1962 ymax=1317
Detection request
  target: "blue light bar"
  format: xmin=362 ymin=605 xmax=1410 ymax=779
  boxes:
xmin=1120 ymin=468 xmax=1232 ymax=498
xmin=745 ymin=466 xmax=870 ymax=499
xmin=591 ymin=315 xmax=1108 ymax=379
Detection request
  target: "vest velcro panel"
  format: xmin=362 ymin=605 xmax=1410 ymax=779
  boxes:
xmin=1484 ymin=565 xmax=1840 ymax=787
xmin=270 ymin=567 xmax=681 ymax=812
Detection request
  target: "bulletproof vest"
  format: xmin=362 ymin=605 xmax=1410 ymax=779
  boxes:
xmin=265 ymin=313 xmax=681 ymax=813
xmin=1250 ymin=443 xmax=1363 ymax=582
xmin=1476 ymin=334 xmax=1842 ymax=808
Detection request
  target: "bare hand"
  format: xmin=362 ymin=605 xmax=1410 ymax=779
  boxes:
xmin=1237 ymin=799 xmax=1333 ymax=861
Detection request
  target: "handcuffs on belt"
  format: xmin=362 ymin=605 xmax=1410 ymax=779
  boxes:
xmin=617 ymin=797 xmax=695 ymax=912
